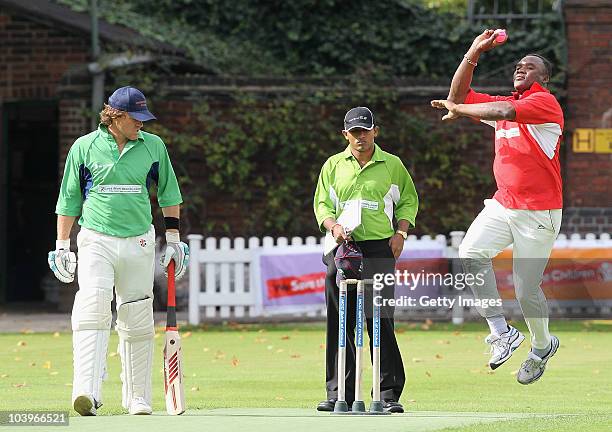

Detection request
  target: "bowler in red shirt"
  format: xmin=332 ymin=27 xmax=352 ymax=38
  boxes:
xmin=431 ymin=29 xmax=563 ymax=386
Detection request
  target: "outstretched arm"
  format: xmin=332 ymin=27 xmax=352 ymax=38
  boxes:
xmin=430 ymin=99 xmax=516 ymax=121
xmin=447 ymin=29 xmax=505 ymax=104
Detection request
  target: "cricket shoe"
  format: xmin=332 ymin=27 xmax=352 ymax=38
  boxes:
xmin=517 ymin=335 xmax=559 ymax=385
xmin=485 ymin=325 xmax=525 ymax=370
xmin=129 ymin=397 xmax=153 ymax=415
xmin=73 ymin=394 xmax=101 ymax=416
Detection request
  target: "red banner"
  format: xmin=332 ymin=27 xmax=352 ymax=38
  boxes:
xmin=266 ymin=272 xmax=326 ymax=300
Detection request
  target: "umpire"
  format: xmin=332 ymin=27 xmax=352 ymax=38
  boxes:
xmin=313 ymin=107 xmax=419 ymax=413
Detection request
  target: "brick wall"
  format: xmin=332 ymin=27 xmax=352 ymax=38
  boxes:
xmin=563 ymin=0 xmax=612 ymax=232
xmin=0 ymin=7 xmax=89 ymax=101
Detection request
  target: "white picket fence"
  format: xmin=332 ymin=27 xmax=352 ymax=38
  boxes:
xmin=187 ymin=232 xmax=612 ymax=325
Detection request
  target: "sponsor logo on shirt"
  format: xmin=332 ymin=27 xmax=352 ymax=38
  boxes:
xmin=98 ymin=185 xmax=142 ymax=194
xmin=495 ymin=127 xmax=520 ymax=139
xmin=139 ymin=238 xmax=147 ymax=247
xmin=339 ymin=200 xmax=379 ymax=210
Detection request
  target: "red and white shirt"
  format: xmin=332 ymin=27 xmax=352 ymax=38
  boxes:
xmin=465 ymin=82 xmax=564 ymax=210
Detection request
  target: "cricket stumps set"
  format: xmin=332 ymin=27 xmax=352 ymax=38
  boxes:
xmin=334 ymin=279 xmax=389 ymax=415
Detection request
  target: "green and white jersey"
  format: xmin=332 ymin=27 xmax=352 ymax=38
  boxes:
xmin=56 ymin=125 xmax=183 ymax=237
xmin=314 ymin=144 xmax=418 ymax=241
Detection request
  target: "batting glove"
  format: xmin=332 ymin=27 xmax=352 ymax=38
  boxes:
xmin=48 ymin=239 xmax=77 ymax=283
xmin=161 ymin=232 xmax=190 ymax=280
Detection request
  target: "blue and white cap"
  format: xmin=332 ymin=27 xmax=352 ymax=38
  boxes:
xmin=108 ymin=86 xmax=156 ymax=122
xmin=343 ymin=106 xmax=374 ymax=131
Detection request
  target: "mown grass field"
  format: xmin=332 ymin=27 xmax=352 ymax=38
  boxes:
xmin=1 ymin=320 xmax=611 ymax=431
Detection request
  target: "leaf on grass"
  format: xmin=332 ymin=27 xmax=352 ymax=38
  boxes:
xmin=437 ymin=340 xmax=450 ymax=345
xmin=408 ymin=323 xmax=417 ymax=329
xmin=17 ymin=341 xmax=26 ymax=347
xmin=203 ymin=347 xmax=210 ymax=352
xmin=64 ymin=383 xmax=72 ymax=387
xmin=406 ymin=399 xmax=416 ymax=403
xmin=425 ymin=319 xmax=433 ymax=326
xmin=12 ymin=382 xmax=26 ymax=388
xmin=53 ymin=332 xmax=60 ymax=338
xmin=593 ymin=370 xmax=600 ymax=375
xmin=214 ymin=351 xmax=226 ymax=360
xmin=0 ymin=374 xmax=8 ymax=378
xmin=420 ymin=324 xmax=430 ymax=331
xmin=109 ymin=352 xmax=118 ymax=358
xmin=29 ymin=362 xmax=36 ymax=367
xmin=396 ymin=328 xmax=406 ymax=334
xmin=267 ymin=345 xmax=274 ymax=350
xmin=43 ymin=361 xmax=51 ymax=369
xmin=276 ymin=349 xmax=284 ymax=353
xmin=511 ymin=370 xmax=518 ymax=376
xmin=154 ymin=334 xmax=161 ymax=339
xmin=290 ymin=354 xmax=301 ymax=359
xmin=258 ymin=329 xmax=266 ymax=333
xmin=192 ymin=373 xmax=197 ymax=377
xmin=435 ymin=354 xmax=443 ymax=360
xmin=425 ymin=371 xmax=431 ymax=378
xmin=191 ymin=386 xmax=199 ymax=391
xmin=20 ymin=329 xmax=33 ymax=334
xmin=453 ymin=331 xmax=461 ymax=336
xmin=412 ymin=358 xmax=423 ymax=363
xmin=231 ymin=356 xmax=240 ymax=367
xmin=319 ymin=344 xmax=325 ymax=349
xmin=50 ymin=371 xmax=59 ymax=376
xmin=275 ymin=396 xmax=285 ymax=401
xmin=281 ymin=335 xmax=290 ymax=340
xmin=182 ymin=332 xmax=192 ymax=339
xmin=255 ymin=337 xmax=267 ymax=343
xmin=486 ymin=370 xmax=495 ymax=375
xmin=14 ymin=357 xmax=22 ymax=361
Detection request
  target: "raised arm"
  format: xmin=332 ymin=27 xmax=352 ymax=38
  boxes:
xmin=447 ymin=30 xmax=504 ymax=104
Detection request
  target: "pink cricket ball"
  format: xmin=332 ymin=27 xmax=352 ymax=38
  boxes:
xmin=495 ymin=30 xmax=507 ymax=43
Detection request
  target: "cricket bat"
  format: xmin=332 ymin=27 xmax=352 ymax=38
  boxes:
xmin=163 ymin=260 xmax=186 ymax=415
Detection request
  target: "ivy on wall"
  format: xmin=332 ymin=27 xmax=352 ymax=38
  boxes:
xmin=140 ymin=77 xmax=492 ymax=237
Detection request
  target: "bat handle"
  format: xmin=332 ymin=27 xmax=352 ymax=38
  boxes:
xmin=167 ymin=260 xmax=177 ymax=329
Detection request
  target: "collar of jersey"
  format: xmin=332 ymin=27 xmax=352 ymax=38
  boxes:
xmin=98 ymin=124 xmax=145 ymax=143
xmin=512 ymin=81 xmax=550 ymax=100
xmin=343 ymin=143 xmax=385 ymax=162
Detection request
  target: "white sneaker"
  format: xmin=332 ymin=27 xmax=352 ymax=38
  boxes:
xmin=73 ymin=394 xmax=99 ymax=416
xmin=129 ymin=397 xmax=152 ymax=415
xmin=517 ymin=335 xmax=559 ymax=385
xmin=485 ymin=325 xmax=525 ymax=370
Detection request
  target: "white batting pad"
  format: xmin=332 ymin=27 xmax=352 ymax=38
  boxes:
xmin=72 ymin=329 xmax=110 ymax=405
xmin=71 ymin=288 xmax=113 ymax=331
xmin=116 ymin=297 xmax=155 ymax=410
xmin=71 ymin=288 xmax=113 ymax=405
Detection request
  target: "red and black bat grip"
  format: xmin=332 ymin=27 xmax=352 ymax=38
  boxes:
xmin=166 ymin=260 xmax=177 ymax=330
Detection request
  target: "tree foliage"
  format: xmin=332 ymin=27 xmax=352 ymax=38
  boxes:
xmin=57 ymin=0 xmax=565 ymax=85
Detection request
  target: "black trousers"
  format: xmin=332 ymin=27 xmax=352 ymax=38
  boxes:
xmin=324 ymin=238 xmax=405 ymax=403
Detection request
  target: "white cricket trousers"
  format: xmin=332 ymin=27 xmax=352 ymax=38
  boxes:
xmin=71 ymin=225 xmax=156 ymax=405
xmin=76 ymin=225 xmax=156 ymax=305
xmin=458 ymin=199 xmax=562 ymax=350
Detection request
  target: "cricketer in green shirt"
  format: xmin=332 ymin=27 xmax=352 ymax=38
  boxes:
xmin=314 ymin=143 xmax=418 ymax=242
xmin=56 ymin=124 xmax=183 ymax=238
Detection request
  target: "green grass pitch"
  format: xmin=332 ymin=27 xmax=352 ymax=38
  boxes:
xmin=1 ymin=320 xmax=611 ymax=431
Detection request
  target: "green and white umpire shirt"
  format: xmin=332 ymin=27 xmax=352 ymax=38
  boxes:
xmin=56 ymin=124 xmax=183 ymax=238
xmin=314 ymin=144 xmax=418 ymax=241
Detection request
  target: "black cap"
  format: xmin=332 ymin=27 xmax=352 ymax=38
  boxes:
xmin=343 ymin=106 xmax=374 ymax=131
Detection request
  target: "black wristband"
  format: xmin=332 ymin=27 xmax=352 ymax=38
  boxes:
xmin=164 ymin=216 xmax=180 ymax=230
